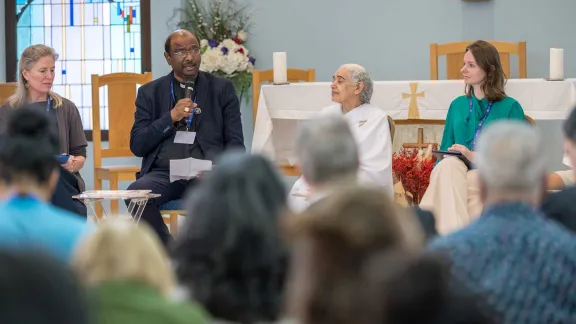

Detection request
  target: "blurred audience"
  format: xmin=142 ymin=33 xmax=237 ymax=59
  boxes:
xmin=284 ymin=186 xmax=486 ymax=323
xmin=429 ymin=120 xmax=576 ymax=322
xmin=72 ymin=220 xmax=208 ymax=324
xmin=0 ymin=249 xmax=88 ymax=324
xmin=0 ymin=106 xmax=88 ymax=261
xmin=172 ymin=153 xmax=288 ymax=323
xmin=542 ymin=106 xmax=576 ymax=232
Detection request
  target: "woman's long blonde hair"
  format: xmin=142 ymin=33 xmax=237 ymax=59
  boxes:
xmin=71 ymin=219 xmax=175 ymax=296
xmin=8 ymin=44 xmax=63 ymax=108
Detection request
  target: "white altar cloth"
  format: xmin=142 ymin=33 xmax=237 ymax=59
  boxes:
xmin=252 ymin=79 xmax=576 ymax=160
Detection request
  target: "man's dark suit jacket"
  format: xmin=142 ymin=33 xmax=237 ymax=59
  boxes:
xmin=541 ymin=186 xmax=576 ymax=233
xmin=130 ymin=71 xmax=245 ymax=179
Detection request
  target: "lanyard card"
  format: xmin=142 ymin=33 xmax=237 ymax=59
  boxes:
xmin=174 ymin=131 xmax=196 ymax=144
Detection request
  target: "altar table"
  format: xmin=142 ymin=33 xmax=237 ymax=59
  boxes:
xmin=252 ymin=79 xmax=576 ymax=161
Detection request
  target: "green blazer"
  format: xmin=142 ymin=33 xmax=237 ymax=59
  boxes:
xmin=89 ymin=280 xmax=208 ymax=324
xmin=439 ymin=94 xmax=525 ymax=152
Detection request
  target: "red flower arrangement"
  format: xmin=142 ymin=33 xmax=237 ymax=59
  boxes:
xmin=392 ymin=146 xmax=437 ymax=205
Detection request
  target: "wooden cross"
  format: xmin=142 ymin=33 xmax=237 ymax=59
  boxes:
xmin=402 ymin=82 xmax=425 ymax=119
xmin=403 ymin=128 xmax=436 ymax=150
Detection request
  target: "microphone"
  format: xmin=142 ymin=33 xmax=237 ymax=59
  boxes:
xmin=184 ymin=80 xmax=195 ymax=99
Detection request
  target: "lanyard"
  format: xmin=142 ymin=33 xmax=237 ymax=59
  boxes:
xmin=45 ymin=96 xmax=51 ymax=113
xmin=170 ymin=78 xmax=197 ymax=131
xmin=469 ymin=97 xmax=493 ymax=147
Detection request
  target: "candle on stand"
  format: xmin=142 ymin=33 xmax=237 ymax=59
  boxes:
xmin=273 ymin=52 xmax=288 ymax=84
xmin=550 ymin=48 xmax=564 ymax=80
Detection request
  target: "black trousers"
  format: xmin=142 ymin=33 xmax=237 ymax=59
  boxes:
xmin=126 ymin=170 xmax=194 ymax=245
xmin=51 ymin=167 xmax=87 ymax=218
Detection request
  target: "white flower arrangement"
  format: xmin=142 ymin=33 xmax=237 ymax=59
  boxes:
xmin=199 ymin=36 xmax=254 ymax=75
xmin=179 ymin=0 xmax=255 ymax=101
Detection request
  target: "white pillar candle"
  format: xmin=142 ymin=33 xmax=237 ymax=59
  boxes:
xmin=550 ymin=48 xmax=564 ymax=80
xmin=273 ymin=52 xmax=288 ymax=84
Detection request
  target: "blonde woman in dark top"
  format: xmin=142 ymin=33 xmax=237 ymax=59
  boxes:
xmin=0 ymin=44 xmax=88 ymax=216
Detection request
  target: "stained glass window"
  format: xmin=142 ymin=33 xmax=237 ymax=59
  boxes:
xmin=16 ymin=0 xmax=142 ymax=130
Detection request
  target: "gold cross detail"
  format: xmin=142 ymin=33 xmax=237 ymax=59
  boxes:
xmin=403 ymin=128 xmax=436 ymax=150
xmin=402 ymin=82 xmax=425 ymax=119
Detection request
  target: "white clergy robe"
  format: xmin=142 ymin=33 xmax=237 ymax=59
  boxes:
xmin=288 ymin=103 xmax=394 ymax=212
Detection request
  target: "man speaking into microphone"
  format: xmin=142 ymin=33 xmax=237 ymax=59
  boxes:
xmin=128 ymin=29 xmax=245 ymax=244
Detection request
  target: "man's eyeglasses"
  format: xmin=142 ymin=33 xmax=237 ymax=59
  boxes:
xmin=173 ymin=48 xmax=200 ymax=57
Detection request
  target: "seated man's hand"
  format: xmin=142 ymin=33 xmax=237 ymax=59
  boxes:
xmin=171 ymin=98 xmax=196 ymax=123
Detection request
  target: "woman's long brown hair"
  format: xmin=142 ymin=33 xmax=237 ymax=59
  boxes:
xmin=465 ymin=40 xmax=507 ymax=102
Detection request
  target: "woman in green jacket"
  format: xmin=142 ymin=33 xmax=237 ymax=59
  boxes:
xmin=419 ymin=40 xmax=526 ymax=235
xmin=72 ymin=220 xmax=208 ymax=324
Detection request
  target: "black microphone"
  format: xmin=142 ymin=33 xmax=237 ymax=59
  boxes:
xmin=184 ymin=80 xmax=195 ymax=99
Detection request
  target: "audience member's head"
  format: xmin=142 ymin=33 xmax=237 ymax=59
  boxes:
xmin=72 ymin=220 xmax=175 ymax=296
xmin=0 ymin=249 xmax=88 ymax=324
xmin=475 ymin=120 xmax=546 ymax=206
xmin=295 ymin=115 xmax=359 ymax=192
xmin=172 ymin=152 xmax=288 ymax=323
xmin=563 ymin=105 xmax=576 ymax=174
xmin=0 ymin=106 xmax=59 ymax=199
xmin=284 ymin=186 xmax=424 ymax=324
xmin=463 ymin=40 xmax=506 ymax=101
xmin=331 ymin=63 xmax=373 ymax=108
xmin=367 ymin=251 xmax=491 ymax=324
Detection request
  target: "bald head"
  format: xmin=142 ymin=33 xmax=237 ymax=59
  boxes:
xmin=164 ymin=29 xmax=201 ymax=81
xmin=164 ymin=29 xmax=199 ymax=54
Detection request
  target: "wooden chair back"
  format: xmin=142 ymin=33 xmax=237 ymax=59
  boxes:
xmin=430 ymin=41 xmax=527 ymax=80
xmin=387 ymin=115 xmax=396 ymax=143
xmin=252 ymin=68 xmax=315 ymax=125
xmin=91 ymin=72 xmax=153 ymax=168
xmin=0 ymin=83 xmax=17 ymax=105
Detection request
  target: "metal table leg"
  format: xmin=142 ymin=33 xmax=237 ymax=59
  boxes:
xmin=86 ymin=199 xmax=108 ymax=222
xmin=131 ymin=198 xmax=149 ymax=223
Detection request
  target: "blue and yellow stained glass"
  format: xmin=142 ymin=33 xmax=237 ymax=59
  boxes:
xmin=16 ymin=0 xmax=142 ymax=130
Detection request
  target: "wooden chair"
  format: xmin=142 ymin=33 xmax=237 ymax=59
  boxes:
xmin=91 ymin=72 xmax=153 ymax=217
xmin=252 ymin=68 xmax=316 ymax=125
xmin=0 ymin=83 xmax=17 ymax=104
xmin=252 ymin=68 xmax=315 ymax=177
xmin=525 ymin=115 xmax=536 ymax=126
xmin=430 ymin=41 xmax=527 ymax=80
xmin=160 ymin=200 xmax=185 ymax=236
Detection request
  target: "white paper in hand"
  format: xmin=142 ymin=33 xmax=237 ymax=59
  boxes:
xmin=170 ymin=158 xmax=212 ymax=182
xmin=174 ymin=131 xmax=197 ymax=144
xmin=563 ymin=154 xmax=572 ymax=168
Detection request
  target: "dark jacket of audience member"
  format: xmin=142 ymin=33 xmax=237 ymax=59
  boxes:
xmin=541 ymin=186 xmax=576 ymax=233
xmin=0 ymin=249 xmax=88 ymax=324
xmin=172 ymin=153 xmax=288 ymax=324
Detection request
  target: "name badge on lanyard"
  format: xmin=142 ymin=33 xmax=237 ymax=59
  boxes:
xmin=171 ymin=78 xmax=198 ymax=144
xmin=470 ymin=97 xmax=493 ymax=148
